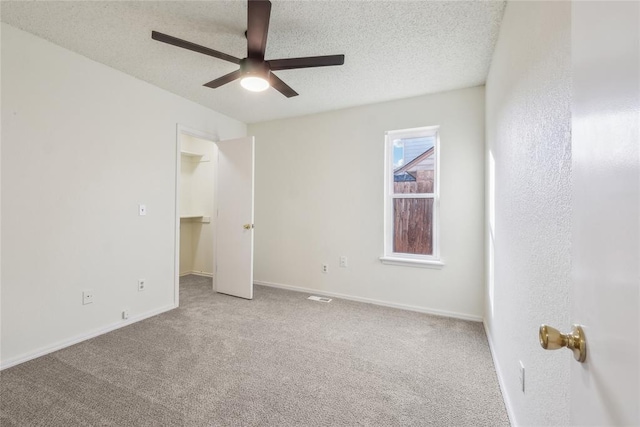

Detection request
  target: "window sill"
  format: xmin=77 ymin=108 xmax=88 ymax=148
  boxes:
xmin=379 ymin=256 xmax=444 ymax=269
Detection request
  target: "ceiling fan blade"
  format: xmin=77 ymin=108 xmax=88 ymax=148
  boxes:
xmin=203 ymin=69 xmax=243 ymax=89
xmin=152 ymin=31 xmax=241 ymax=65
xmin=247 ymin=0 xmax=271 ymax=60
xmin=269 ymin=73 xmax=298 ymax=98
xmin=268 ymin=55 xmax=345 ymax=71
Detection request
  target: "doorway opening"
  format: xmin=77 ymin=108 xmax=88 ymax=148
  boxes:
xmin=174 ymin=126 xmax=218 ymax=305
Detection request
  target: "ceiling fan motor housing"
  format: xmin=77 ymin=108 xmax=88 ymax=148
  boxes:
xmin=240 ymin=57 xmax=270 ymax=80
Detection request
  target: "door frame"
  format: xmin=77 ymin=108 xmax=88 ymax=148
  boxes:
xmin=174 ymin=124 xmax=219 ymax=307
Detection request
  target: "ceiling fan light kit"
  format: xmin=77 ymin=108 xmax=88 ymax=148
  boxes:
xmin=239 ymin=58 xmax=270 ymax=92
xmin=241 ymin=76 xmax=269 ymax=92
xmin=152 ymin=0 xmax=345 ymax=98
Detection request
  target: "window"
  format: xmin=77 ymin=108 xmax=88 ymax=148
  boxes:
xmin=381 ymin=126 xmax=443 ymax=268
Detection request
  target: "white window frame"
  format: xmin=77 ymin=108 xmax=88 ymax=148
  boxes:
xmin=380 ymin=126 xmax=444 ymax=269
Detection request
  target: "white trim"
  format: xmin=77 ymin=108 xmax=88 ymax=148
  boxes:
xmin=175 ymin=127 xmax=180 ymax=307
xmin=483 ymin=320 xmax=518 ymax=427
xmin=0 ymin=304 xmax=177 ymax=370
xmin=379 ymin=256 xmax=444 ymax=269
xmin=254 ymin=280 xmax=482 ymax=322
xmin=383 ymin=125 xmax=441 ymax=263
xmin=385 ymin=125 xmax=439 ymax=140
xmin=179 ymin=271 xmax=213 ymax=278
xmin=390 ymin=193 xmax=435 ymax=199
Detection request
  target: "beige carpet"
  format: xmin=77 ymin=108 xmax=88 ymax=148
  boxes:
xmin=1 ymin=275 xmax=509 ymax=426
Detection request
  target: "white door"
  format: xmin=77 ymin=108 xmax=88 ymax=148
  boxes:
xmin=215 ymin=136 xmax=255 ymax=299
xmin=571 ymin=2 xmax=639 ymax=425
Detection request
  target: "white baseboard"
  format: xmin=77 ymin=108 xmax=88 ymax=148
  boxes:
xmin=254 ymin=280 xmax=483 ymax=322
xmin=0 ymin=303 xmax=177 ymax=370
xmin=180 ymin=271 xmax=213 ymax=278
xmin=190 ymin=271 xmax=213 ymax=278
xmin=483 ymin=320 xmax=517 ymax=427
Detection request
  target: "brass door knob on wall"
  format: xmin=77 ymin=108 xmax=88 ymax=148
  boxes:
xmin=539 ymin=324 xmax=587 ymax=362
xmin=243 ymin=224 xmax=254 ymax=230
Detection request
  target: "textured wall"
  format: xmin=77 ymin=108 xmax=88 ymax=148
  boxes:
xmin=1 ymin=24 xmax=246 ymax=366
xmin=250 ymin=86 xmax=485 ymax=320
xmin=485 ymin=1 xmax=572 ymax=425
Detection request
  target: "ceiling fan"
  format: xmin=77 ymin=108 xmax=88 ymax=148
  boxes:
xmin=151 ymin=0 xmax=345 ymax=98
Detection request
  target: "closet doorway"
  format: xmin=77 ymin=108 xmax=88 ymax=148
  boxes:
xmin=178 ymin=130 xmax=216 ymax=279
xmin=174 ymin=126 xmax=255 ymax=305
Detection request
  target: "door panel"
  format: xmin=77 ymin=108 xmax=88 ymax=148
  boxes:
xmin=571 ymin=2 xmax=639 ymax=425
xmin=215 ymin=137 xmax=254 ymax=299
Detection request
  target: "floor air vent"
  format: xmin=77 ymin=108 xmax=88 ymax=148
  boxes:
xmin=308 ymin=296 xmax=332 ymax=303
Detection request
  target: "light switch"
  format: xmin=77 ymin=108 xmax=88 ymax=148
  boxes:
xmin=82 ymin=290 xmax=94 ymax=305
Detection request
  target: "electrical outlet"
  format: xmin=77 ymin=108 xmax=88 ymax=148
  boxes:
xmin=138 ymin=279 xmax=146 ymax=291
xmin=82 ymin=290 xmax=94 ymax=305
xmin=321 ymin=264 xmax=329 ymax=274
xmin=138 ymin=204 xmax=146 ymax=216
xmin=122 ymin=309 xmax=130 ymax=320
xmin=519 ymin=361 xmax=525 ymax=393
xmin=339 ymin=256 xmax=348 ymax=268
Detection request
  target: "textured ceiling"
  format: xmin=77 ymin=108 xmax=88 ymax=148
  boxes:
xmin=1 ymin=1 xmax=506 ymax=123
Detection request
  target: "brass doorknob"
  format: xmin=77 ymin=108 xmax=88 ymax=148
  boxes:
xmin=539 ymin=324 xmax=587 ymax=363
xmin=243 ymin=224 xmax=254 ymax=230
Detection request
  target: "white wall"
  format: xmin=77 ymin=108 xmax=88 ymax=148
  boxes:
xmin=249 ymin=86 xmax=485 ymax=320
xmin=485 ymin=2 xmax=571 ymax=426
xmin=0 ymin=24 xmax=246 ymax=367
xmin=179 ymin=134 xmax=217 ymax=276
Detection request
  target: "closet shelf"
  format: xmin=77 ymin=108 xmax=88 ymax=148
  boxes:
xmin=180 ymin=150 xmax=203 ymax=158
xmin=180 ymin=215 xmax=211 ymax=223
